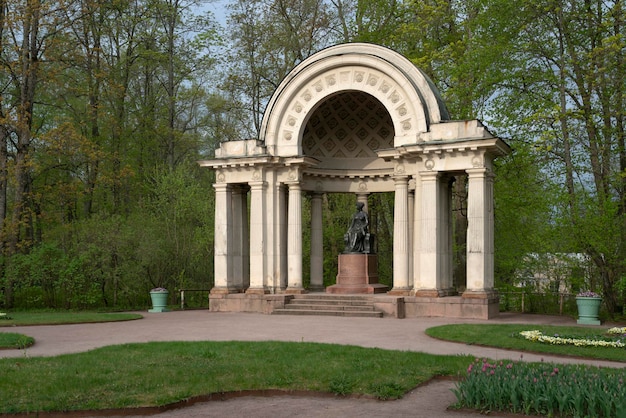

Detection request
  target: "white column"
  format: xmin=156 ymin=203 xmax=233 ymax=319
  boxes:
xmin=286 ymin=182 xmax=304 ymax=293
xmin=408 ymin=188 xmax=415 ymax=289
xmin=231 ymin=187 xmax=246 ymax=292
xmin=212 ymin=183 xmax=233 ymax=293
xmin=241 ymin=187 xmax=250 ymax=289
xmin=464 ymin=168 xmax=495 ymax=297
xmin=390 ymin=176 xmax=411 ymax=294
xmin=416 ymin=171 xmax=443 ymax=297
xmin=439 ymin=176 xmax=454 ymax=294
xmin=247 ymin=180 xmax=267 ymax=294
xmin=310 ymin=192 xmax=324 ymax=291
xmin=277 ymin=184 xmax=288 ymax=290
xmin=412 ymin=174 xmax=422 ymax=292
xmin=264 ymin=178 xmax=284 ymax=293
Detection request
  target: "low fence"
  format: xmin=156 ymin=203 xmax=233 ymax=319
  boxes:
xmin=498 ymin=292 xmax=579 ymax=316
xmin=177 ymin=289 xmax=211 ymax=310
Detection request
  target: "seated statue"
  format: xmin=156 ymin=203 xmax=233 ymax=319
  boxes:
xmin=344 ymin=202 xmax=374 ymax=254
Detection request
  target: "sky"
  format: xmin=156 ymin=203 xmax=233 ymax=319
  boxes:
xmin=197 ymin=0 xmax=229 ymax=26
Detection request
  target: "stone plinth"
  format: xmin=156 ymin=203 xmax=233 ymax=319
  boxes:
xmin=327 ymin=254 xmax=389 ymax=294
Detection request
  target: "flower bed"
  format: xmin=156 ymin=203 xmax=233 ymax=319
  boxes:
xmin=454 ymin=358 xmax=626 ymax=416
xmin=608 ymin=327 xmax=626 ymax=335
xmin=520 ymin=329 xmax=626 ymax=348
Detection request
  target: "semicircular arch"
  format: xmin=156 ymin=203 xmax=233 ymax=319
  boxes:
xmin=260 ymin=44 xmax=449 ymax=157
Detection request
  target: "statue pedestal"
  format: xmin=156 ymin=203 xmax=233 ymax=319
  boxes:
xmin=327 ymin=254 xmax=389 ymax=294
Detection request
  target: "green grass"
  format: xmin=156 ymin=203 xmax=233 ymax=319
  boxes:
xmin=426 ymin=324 xmax=626 ymax=362
xmin=0 ymin=332 xmax=34 ymax=349
xmin=0 ymin=341 xmax=472 ymax=414
xmin=0 ymin=311 xmax=142 ymax=327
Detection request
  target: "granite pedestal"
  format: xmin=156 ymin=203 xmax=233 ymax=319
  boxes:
xmin=327 ymin=253 xmax=389 ymax=294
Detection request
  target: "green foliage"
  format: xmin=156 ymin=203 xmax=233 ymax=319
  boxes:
xmin=453 ymin=359 xmax=626 ymax=417
xmin=3 ymin=244 xmax=100 ymax=309
xmin=2 ymin=162 xmax=214 ymax=310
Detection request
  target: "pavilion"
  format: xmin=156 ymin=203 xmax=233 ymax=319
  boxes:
xmin=198 ymin=43 xmax=510 ymax=319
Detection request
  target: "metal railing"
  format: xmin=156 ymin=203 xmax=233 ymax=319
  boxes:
xmin=178 ymin=289 xmax=210 ymax=310
xmin=498 ymin=291 xmax=580 ymax=315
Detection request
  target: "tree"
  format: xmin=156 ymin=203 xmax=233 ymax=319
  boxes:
xmin=491 ymin=0 xmax=626 ymax=314
xmin=225 ymin=0 xmax=335 ymax=136
xmin=0 ymin=0 xmax=80 ymax=306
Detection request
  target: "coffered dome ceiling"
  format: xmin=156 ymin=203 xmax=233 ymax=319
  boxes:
xmin=302 ymin=91 xmax=394 ymax=161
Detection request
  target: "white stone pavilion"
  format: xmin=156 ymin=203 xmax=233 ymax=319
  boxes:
xmin=199 ymin=43 xmax=510 ymax=319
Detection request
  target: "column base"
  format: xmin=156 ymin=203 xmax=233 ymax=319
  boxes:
xmin=462 ymin=289 xmax=498 ymax=300
xmin=388 ymin=288 xmax=412 ymax=296
xmin=285 ymin=287 xmax=308 ymax=294
xmin=210 ymin=287 xmax=242 ymax=295
xmin=414 ymin=289 xmax=450 ymax=298
xmin=245 ymin=287 xmax=269 ymax=295
xmin=308 ymin=284 xmax=325 ymax=292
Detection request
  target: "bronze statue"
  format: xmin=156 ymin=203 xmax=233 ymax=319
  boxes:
xmin=344 ymin=202 xmax=374 ymax=253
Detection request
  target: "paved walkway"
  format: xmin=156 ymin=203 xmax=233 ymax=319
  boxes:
xmin=2 ymin=311 xmax=624 ymax=417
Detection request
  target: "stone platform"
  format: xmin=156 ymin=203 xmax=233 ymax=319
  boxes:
xmin=208 ymin=292 xmax=499 ymax=319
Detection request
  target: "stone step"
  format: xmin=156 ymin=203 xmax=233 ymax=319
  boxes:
xmin=291 ymin=294 xmax=374 ymax=301
xmin=272 ymin=308 xmax=383 ymax=318
xmin=281 ymin=303 xmax=378 ymax=311
xmin=272 ymin=293 xmax=384 ymax=318
xmin=288 ymin=299 xmax=372 ymax=307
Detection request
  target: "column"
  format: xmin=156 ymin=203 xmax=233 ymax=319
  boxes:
xmin=463 ymin=168 xmax=495 ymax=298
xmin=412 ymin=174 xmax=422 ymax=292
xmin=212 ymin=183 xmax=233 ymax=294
xmin=408 ymin=188 xmax=415 ymax=288
xmin=438 ymin=176 xmax=454 ymax=295
xmin=389 ymin=176 xmax=411 ymax=295
xmin=309 ymin=192 xmax=324 ymax=291
xmin=231 ymin=186 xmax=247 ymax=292
xmin=266 ymin=181 xmax=286 ymax=292
xmin=286 ymin=182 xmax=305 ymax=293
xmin=277 ymin=184 xmax=288 ymax=290
xmin=416 ymin=171 xmax=444 ymax=297
xmin=246 ymin=180 xmax=267 ymax=294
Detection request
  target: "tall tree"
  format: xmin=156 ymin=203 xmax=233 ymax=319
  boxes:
xmin=491 ymin=0 xmax=626 ymax=313
xmin=225 ymin=0 xmax=335 ymax=135
xmin=0 ymin=0 xmax=79 ymax=306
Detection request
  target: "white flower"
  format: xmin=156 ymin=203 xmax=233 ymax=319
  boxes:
xmin=607 ymin=327 xmax=626 ymax=335
xmin=520 ymin=330 xmax=625 ymax=348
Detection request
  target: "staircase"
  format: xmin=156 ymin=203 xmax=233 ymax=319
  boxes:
xmin=272 ymin=294 xmax=383 ymax=318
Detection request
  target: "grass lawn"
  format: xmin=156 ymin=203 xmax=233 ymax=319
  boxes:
xmin=0 ymin=341 xmax=472 ymax=414
xmin=0 ymin=311 xmax=142 ymax=349
xmin=0 ymin=332 xmax=34 ymax=349
xmin=426 ymin=324 xmax=626 ymax=363
xmin=2 ymin=313 xmax=625 ymax=415
xmin=0 ymin=311 xmax=142 ymax=327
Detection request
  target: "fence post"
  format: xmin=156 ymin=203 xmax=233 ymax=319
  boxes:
xmin=521 ymin=292 xmax=525 ymax=313
xmin=559 ymin=293 xmax=564 ymax=315
xmin=180 ymin=290 xmax=185 ymax=310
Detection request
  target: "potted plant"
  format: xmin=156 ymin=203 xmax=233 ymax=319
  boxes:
xmin=149 ymin=287 xmax=170 ymax=313
xmin=575 ymin=290 xmax=602 ymax=325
